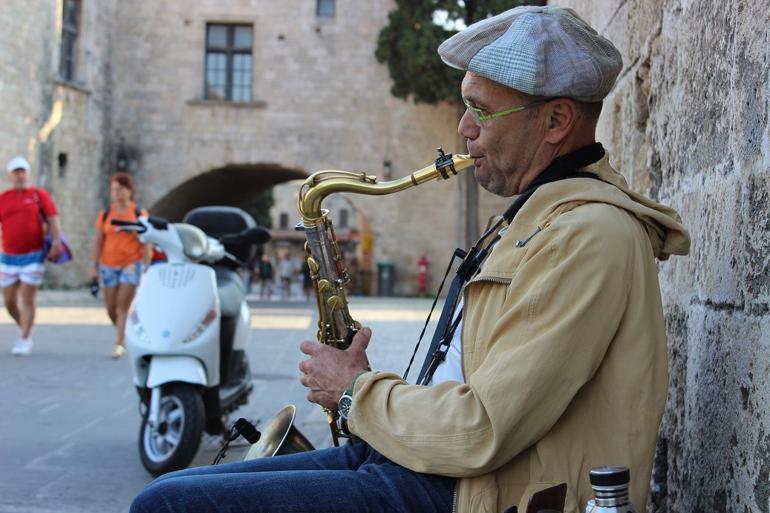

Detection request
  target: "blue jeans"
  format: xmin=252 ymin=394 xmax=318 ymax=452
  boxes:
xmin=130 ymin=442 xmax=455 ymax=513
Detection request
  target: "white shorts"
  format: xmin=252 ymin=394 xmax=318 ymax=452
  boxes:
xmin=0 ymin=251 xmax=45 ymax=288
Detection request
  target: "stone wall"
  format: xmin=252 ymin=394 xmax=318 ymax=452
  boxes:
xmin=0 ymin=0 xmax=117 ymax=287
xmin=555 ymin=1 xmax=770 ymax=511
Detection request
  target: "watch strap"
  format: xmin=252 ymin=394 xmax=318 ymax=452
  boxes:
xmin=344 ymin=370 xmax=368 ymax=397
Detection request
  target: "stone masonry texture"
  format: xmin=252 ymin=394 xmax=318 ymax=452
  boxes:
xmin=0 ymin=0 xmax=118 ymax=287
xmin=557 ymin=1 xmax=770 ymax=512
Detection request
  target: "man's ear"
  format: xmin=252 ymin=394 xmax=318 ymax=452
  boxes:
xmin=543 ymin=98 xmax=578 ymax=144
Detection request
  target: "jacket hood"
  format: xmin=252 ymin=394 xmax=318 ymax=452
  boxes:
xmin=514 ymin=154 xmax=691 ymax=260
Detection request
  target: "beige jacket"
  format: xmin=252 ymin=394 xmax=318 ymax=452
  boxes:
xmin=348 ymin=154 xmax=690 ymax=513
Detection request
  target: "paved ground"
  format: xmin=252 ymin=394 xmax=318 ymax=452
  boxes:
xmin=0 ymin=289 xmax=438 ymax=513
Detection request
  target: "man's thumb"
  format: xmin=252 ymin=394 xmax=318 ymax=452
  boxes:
xmin=351 ymin=326 xmax=372 ymax=351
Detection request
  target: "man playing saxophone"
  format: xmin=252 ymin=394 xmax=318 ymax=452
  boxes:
xmin=131 ymin=6 xmax=689 ymax=513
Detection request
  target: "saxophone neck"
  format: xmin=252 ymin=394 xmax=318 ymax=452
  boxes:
xmin=298 ymin=151 xmax=474 ymax=222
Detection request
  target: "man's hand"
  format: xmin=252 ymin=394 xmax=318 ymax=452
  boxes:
xmin=298 ymin=327 xmax=372 ymax=410
xmin=47 ymin=240 xmax=62 ymax=261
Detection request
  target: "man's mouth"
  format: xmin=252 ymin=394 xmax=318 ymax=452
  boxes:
xmin=467 ymin=145 xmax=484 ymax=162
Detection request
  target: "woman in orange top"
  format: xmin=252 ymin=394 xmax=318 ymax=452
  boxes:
xmin=88 ymin=173 xmax=151 ymax=358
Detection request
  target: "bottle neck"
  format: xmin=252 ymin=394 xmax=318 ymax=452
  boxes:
xmin=592 ymin=484 xmax=631 ymax=508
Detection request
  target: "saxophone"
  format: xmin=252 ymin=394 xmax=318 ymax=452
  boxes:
xmin=298 ymin=148 xmax=474 ymax=446
xmin=243 ymin=149 xmax=474 ymax=460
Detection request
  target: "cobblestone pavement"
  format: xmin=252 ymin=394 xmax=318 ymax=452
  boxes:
xmin=0 ymin=289 xmax=439 ymax=513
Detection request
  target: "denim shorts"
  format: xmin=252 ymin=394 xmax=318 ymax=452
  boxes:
xmin=99 ymin=262 xmax=143 ymax=288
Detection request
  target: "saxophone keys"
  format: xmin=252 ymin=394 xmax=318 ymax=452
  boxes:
xmin=326 ymin=295 xmax=343 ymax=310
xmin=307 ymin=257 xmax=319 ymax=274
xmin=317 ymin=279 xmax=332 ymax=292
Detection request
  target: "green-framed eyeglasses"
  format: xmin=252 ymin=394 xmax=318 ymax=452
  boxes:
xmin=462 ymin=97 xmax=548 ymax=127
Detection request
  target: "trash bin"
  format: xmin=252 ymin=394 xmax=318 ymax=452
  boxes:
xmin=377 ymin=261 xmax=396 ymax=296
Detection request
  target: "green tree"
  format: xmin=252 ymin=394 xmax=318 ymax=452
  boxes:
xmin=375 ymin=1 xmax=543 ymax=248
xmin=242 ymin=188 xmax=274 ymax=229
xmin=375 ymin=0 xmax=544 ymax=105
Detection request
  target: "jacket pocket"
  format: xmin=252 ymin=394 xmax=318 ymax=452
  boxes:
xmin=514 ymin=482 xmax=577 ymax=513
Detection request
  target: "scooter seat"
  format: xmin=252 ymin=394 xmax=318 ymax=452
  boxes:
xmin=214 ymin=267 xmax=245 ymax=318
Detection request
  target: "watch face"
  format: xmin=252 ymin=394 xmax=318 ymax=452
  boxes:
xmin=338 ymin=394 xmax=353 ymax=419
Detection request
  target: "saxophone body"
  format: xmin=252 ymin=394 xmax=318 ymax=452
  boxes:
xmin=298 ymin=149 xmax=474 ymax=445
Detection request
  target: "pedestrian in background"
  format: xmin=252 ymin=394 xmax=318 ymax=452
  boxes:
xmin=278 ymin=253 xmax=294 ymax=300
xmin=245 ymin=255 xmax=257 ymax=294
xmin=301 ymin=259 xmax=313 ymax=301
xmin=0 ymin=157 xmax=63 ymax=355
xmin=257 ymin=254 xmax=274 ymax=300
xmin=89 ymin=173 xmax=151 ymax=359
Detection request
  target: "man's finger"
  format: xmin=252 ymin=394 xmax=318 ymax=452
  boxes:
xmin=349 ymin=327 xmax=372 ymax=352
xmin=299 ymin=340 xmax=320 ymax=355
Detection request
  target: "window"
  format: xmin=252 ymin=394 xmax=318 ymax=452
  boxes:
xmin=279 ymin=213 xmax=289 ymax=229
xmin=59 ymin=0 xmax=80 ymax=81
xmin=205 ymin=24 xmax=253 ymax=102
xmin=317 ymin=0 xmax=335 ymax=17
xmin=57 ymin=153 xmax=68 ymax=178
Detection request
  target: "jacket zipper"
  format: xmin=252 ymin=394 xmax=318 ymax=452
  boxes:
xmin=460 ymin=287 xmax=467 ymax=383
xmin=470 ymin=275 xmax=512 ymax=285
xmin=453 ymin=226 xmax=540 ymax=513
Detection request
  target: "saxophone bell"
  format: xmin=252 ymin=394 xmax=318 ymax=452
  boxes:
xmin=243 ymin=405 xmax=315 ymax=460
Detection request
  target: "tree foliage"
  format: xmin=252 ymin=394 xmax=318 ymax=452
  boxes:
xmin=242 ymin=188 xmax=274 ymax=229
xmin=375 ymin=0 xmax=544 ymax=105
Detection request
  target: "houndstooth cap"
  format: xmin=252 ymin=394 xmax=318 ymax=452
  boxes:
xmin=438 ymin=6 xmax=622 ymax=102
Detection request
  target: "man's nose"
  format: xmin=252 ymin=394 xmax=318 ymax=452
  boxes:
xmin=457 ymin=109 xmax=479 ymax=140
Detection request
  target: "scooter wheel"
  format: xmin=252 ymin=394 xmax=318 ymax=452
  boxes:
xmin=138 ymin=383 xmax=204 ymax=476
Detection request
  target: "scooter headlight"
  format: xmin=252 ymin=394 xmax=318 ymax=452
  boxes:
xmin=182 ymin=305 xmax=218 ymax=344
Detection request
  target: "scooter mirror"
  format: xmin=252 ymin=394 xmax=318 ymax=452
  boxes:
xmin=242 ymin=226 xmax=271 ymax=244
xmin=148 ymin=216 xmax=169 ymax=230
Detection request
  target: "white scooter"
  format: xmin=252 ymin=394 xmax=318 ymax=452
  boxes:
xmin=112 ymin=206 xmax=269 ymax=476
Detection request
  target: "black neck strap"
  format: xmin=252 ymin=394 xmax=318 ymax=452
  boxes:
xmin=410 ymin=143 xmax=606 ymax=386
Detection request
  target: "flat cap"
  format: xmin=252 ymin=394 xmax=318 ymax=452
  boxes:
xmin=438 ymin=5 xmax=622 ymax=102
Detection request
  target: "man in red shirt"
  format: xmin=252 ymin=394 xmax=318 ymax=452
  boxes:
xmin=0 ymin=157 xmax=62 ymax=355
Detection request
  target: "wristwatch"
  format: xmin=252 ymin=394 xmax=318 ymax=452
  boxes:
xmin=338 ymin=372 xmax=365 ymax=421
xmin=338 ymin=390 xmax=353 ymax=421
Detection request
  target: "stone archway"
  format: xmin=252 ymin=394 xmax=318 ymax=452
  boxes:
xmin=149 ymin=163 xmax=308 ymax=221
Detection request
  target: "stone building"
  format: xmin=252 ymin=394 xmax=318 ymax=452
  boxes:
xmin=2 ymin=0 xmax=769 ymax=512
xmin=0 ymin=0 xmax=507 ymax=294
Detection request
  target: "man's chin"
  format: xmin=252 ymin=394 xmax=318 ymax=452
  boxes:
xmin=474 ymin=168 xmax=493 ymax=193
